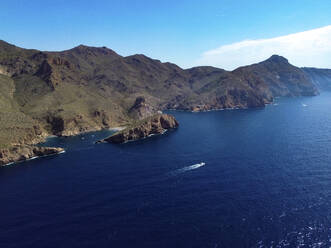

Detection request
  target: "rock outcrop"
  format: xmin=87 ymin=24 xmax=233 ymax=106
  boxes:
xmin=100 ymin=114 xmax=179 ymax=144
xmin=0 ymin=145 xmax=64 ymax=166
xmin=128 ymin=96 xmax=155 ymax=120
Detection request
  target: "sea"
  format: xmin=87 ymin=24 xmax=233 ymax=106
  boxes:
xmin=1 ymin=93 xmax=331 ymax=248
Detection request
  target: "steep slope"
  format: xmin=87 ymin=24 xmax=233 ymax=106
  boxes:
xmin=184 ymin=66 xmax=272 ymax=111
xmin=233 ymin=55 xmax=319 ymax=97
xmin=0 ymin=74 xmax=46 ymax=148
xmin=302 ymin=67 xmax=331 ymax=91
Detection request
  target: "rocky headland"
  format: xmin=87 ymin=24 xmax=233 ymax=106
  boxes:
xmin=99 ymin=114 xmax=179 ymax=144
xmin=0 ymin=145 xmax=64 ymax=166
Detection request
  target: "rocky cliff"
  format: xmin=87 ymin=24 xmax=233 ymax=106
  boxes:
xmin=100 ymin=114 xmax=179 ymax=144
xmin=0 ymin=145 xmax=64 ymax=166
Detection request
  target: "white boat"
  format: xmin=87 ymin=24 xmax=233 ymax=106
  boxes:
xmin=188 ymin=162 xmax=205 ymax=170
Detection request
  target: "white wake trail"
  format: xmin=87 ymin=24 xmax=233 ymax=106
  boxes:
xmin=170 ymin=162 xmax=206 ymax=176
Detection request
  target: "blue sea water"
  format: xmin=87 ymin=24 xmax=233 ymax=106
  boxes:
xmin=1 ymin=93 xmax=331 ymax=248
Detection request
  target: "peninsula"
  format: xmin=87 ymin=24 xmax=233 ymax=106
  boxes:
xmin=99 ymin=114 xmax=179 ymax=144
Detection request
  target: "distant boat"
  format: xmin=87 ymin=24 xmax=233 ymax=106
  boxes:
xmin=187 ymin=162 xmax=205 ymax=170
xmin=171 ymin=162 xmax=206 ymax=175
xmin=302 ymin=103 xmax=308 ymax=107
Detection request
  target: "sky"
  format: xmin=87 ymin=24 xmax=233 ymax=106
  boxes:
xmin=1 ymin=0 xmax=331 ymax=70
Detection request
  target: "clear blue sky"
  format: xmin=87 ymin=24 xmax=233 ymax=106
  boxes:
xmin=1 ymin=0 xmax=331 ymax=68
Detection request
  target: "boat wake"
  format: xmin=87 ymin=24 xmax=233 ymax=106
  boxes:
xmin=169 ymin=162 xmax=206 ymax=176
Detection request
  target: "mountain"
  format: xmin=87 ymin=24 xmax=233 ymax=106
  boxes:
xmin=302 ymin=67 xmax=331 ymax=91
xmin=233 ymin=55 xmax=319 ymax=97
xmin=0 ymin=40 xmax=321 ymax=155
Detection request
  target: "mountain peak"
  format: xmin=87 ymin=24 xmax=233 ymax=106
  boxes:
xmin=71 ymin=44 xmax=107 ymax=52
xmin=266 ymin=55 xmax=289 ymax=64
xmin=67 ymin=44 xmax=120 ymax=58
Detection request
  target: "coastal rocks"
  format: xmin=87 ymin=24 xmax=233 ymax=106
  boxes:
xmin=0 ymin=145 xmax=64 ymax=166
xmin=100 ymin=114 xmax=179 ymax=144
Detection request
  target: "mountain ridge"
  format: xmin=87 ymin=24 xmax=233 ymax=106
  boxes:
xmin=0 ymin=40 xmax=328 ymax=165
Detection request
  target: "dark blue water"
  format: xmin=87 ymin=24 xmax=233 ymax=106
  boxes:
xmin=1 ymin=93 xmax=331 ymax=248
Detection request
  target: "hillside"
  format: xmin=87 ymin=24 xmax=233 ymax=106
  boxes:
xmin=302 ymin=67 xmax=331 ymax=91
xmin=0 ymin=40 xmax=322 ymax=151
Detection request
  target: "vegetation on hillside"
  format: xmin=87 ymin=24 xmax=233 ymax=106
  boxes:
xmin=0 ymin=40 xmax=320 ymax=148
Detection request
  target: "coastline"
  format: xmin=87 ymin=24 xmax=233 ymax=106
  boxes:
xmin=166 ymin=105 xmax=265 ymax=113
xmin=0 ymin=146 xmax=65 ymax=167
xmin=0 ymin=97 xmax=305 ymax=168
xmin=108 ymin=126 xmax=126 ymax=132
xmin=0 ymin=125 xmax=127 ymax=168
xmin=2 ymin=150 xmax=66 ymax=167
